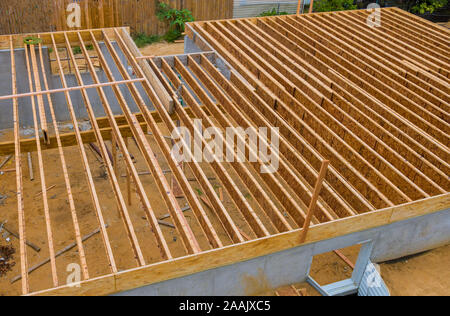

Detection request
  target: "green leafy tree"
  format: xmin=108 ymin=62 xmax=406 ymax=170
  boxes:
xmin=157 ymin=2 xmax=194 ymax=42
xmin=259 ymin=8 xmax=290 ymax=17
xmin=313 ymin=0 xmax=357 ymax=12
xmin=407 ymin=0 xmax=448 ymax=14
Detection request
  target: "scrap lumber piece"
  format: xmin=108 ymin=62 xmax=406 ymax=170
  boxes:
xmin=0 ymin=169 xmax=15 ymax=174
xmin=159 ymin=205 xmax=191 ymax=220
xmin=34 ymin=184 xmax=56 ymax=197
xmin=275 ymin=285 xmax=305 ymax=296
xmin=0 ymin=155 xmax=12 ymax=169
xmin=125 ymin=138 xmax=132 ymax=206
xmin=27 ymin=152 xmax=34 ymax=181
xmin=334 ymin=250 xmax=355 ymax=269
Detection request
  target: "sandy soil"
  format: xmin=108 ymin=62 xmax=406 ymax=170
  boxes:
xmin=139 ymin=41 xmax=185 ymax=57
xmin=270 ymin=244 xmax=450 ymax=296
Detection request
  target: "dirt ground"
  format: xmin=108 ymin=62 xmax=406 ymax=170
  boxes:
xmin=139 ymin=41 xmax=185 ymax=57
xmin=268 ymin=244 xmax=450 ymax=296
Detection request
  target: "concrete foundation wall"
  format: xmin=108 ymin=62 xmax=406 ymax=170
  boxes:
xmin=114 ymin=209 xmax=450 ymax=296
xmin=0 ymin=42 xmax=152 ymax=130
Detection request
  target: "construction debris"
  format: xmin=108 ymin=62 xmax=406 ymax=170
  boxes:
xmin=0 ymin=245 xmax=15 ymax=277
xmin=334 ymin=250 xmax=355 ymax=270
xmin=27 ymin=152 xmax=34 ymax=181
xmin=0 ymin=195 xmax=7 ymax=206
xmin=0 ymin=222 xmax=40 ymax=253
xmin=120 ymin=169 xmax=172 ymax=178
xmin=0 ymin=169 xmax=15 ymax=174
xmin=158 ymin=220 xmax=175 ymax=229
xmin=34 ymin=184 xmax=56 ymax=198
xmin=159 ymin=205 xmax=191 ymax=220
xmin=10 ymin=225 xmax=107 ymax=284
xmin=0 ymin=155 xmax=12 ymax=170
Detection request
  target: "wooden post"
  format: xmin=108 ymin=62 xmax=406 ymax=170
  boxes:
xmin=299 ymin=160 xmax=329 ymax=243
xmin=309 ymin=0 xmax=314 ymax=13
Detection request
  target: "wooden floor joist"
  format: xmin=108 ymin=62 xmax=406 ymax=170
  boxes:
xmin=0 ymin=8 xmax=448 ymax=295
xmin=50 ymin=33 xmax=118 ymax=277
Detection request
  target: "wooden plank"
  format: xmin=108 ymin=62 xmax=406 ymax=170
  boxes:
xmin=299 ymin=160 xmax=329 ymax=243
xmin=28 ymin=45 xmax=49 ymax=144
xmin=0 ymin=78 xmax=145 ymax=101
xmin=9 ymin=35 xmax=29 ymax=295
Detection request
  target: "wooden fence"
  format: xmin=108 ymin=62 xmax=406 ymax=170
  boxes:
xmin=0 ymin=0 xmax=234 ymax=35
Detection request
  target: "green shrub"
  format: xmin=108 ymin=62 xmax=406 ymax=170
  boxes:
xmin=410 ymin=0 xmax=448 ymax=14
xmin=313 ymin=0 xmax=357 ymax=12
xmin=157 ymin=2 xmax=194 ymax=42
xmin=259 ymin=8 xmax=289 ymax=17
xmin=72 ymin=46 xmax=82 ymax=55
xmin=164 ymin=29 xmax=182 ymax=43
xmin=133 ymin=33 xmax=161 ymax=48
